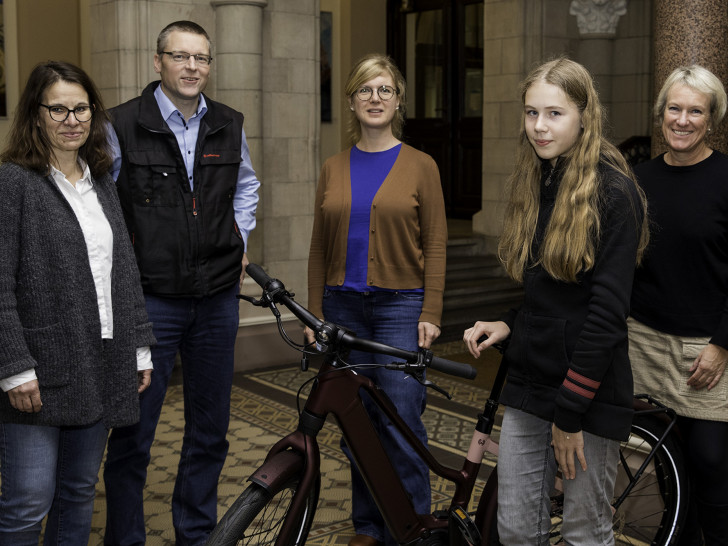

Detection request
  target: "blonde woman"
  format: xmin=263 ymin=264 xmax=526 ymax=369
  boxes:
xmin=463 ymin=58 xmax=648 ymax=544
xmin=306 ymin=54 xmax=447 ymax=546
xmin=629 ymin=65 xmax=728 ymax=545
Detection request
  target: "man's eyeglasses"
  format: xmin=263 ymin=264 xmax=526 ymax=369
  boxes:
xmin=161 ymin=51 xmax=213 ymax=66
xmin=355 ymin=85 xmax=398 ymax=102
xmin=40 ymin=104 xmax=94 ymax=123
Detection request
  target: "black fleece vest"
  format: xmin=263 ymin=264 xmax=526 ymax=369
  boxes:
xmin=112 ymin=82 xmax=245 ymax=297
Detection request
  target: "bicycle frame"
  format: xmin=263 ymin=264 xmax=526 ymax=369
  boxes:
xmin=252 ymin=351 xmax=499 ymax=545
xmin=613 ymin=395 xmax=679 ymax=510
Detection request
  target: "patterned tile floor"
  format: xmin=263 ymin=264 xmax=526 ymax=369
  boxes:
xmin=88 ymin=345 xmax=502 ymax=545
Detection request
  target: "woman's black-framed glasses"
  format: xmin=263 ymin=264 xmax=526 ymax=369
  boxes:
xmin=40 ymin=104 xmax=94 ymax=123
xmin=162 ymin=51 xmax=213 ymax=66
xmin=355 ymin=85 xmax=397 ymax=102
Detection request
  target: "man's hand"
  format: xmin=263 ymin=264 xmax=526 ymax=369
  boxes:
xmin=239 ymin=253 xmax=249 ymax=290
xmin=8 ymin=380 xmax=42 ymax=413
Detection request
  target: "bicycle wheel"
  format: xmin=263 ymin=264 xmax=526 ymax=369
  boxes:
xmin=206 ymin=475 xmax=320 ymax=546
xmin=610 ymin=414 xmax=688 ymax=545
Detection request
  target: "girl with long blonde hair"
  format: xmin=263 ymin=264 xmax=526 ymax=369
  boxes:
xmin=464 ymin=58 xmax=648 ymax=544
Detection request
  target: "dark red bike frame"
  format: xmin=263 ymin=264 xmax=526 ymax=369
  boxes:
xmin=249 ymin=353 xmax=498 ymax=545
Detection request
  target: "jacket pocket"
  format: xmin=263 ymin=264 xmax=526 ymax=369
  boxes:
xmin=23 ymin=322 xmax=71 ymax=387
xmin=126 ymin=150 xmax=179 ymax=207
xmin=524 ymin=314 xmax=570 ymax=383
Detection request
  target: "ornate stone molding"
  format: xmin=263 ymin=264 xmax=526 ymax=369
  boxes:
xmin=569 ymin=0 xmax=627 ymax=37
xmin=210 ymin=0 xmax=268 ymax=8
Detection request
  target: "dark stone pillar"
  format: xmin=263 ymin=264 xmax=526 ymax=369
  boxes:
xmin=653 ymin=0 xmax=728 ymax=155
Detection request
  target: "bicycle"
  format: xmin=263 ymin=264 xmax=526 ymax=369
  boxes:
xmin=207 ymin=263 xmax=690 ymax=545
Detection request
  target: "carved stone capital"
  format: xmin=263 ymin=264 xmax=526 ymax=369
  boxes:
xmin=569 ymin=0 xmax=627 ymax=37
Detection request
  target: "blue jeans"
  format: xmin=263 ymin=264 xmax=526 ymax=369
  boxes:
xmin=103 ymin=286 xmax=239 ymax=546
xmin=322 ymin=289 xmax=430 ymax=545
xmin=497 ymin=407 xmax=619 ymax=546
xmin=0 ymin=421 xmax=108 ymax=546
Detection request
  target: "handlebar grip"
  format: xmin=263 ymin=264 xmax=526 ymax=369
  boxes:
xmin=246 ymin=263 xmax=273 ymax=288
xmin=429 ymin=355 xmax=477 ymax=380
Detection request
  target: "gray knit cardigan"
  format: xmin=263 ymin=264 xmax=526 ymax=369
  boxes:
xmin=0 ymin=161 xmax=156 ymax=427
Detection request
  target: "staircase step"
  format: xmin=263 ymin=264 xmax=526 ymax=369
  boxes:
xmin=446 ymin=236 xmax=489 ymax=258
xmin=446 ymin=254 xmax=505 ymax=280
xmin=439 ymin=234 xmax=523 ymax=343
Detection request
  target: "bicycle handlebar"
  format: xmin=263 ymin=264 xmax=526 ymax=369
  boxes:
xmin=245 ymin=263 xmax=477 ymax=380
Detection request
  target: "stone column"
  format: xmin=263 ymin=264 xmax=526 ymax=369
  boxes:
xmin=653 ymin=0 xmax=728 ymax=155
xmin=210 ymin=0 xmax=267 ymax=261
xmin=569 ymin=0 xmax=627 ymax=125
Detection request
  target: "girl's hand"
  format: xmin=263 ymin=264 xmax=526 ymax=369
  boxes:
xmin=551 ymin=425 xmax=587 ymax=480
xmin=463 ymin=321 xmax=511 ymax=358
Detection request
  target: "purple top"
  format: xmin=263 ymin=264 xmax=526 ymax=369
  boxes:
xmin=329 ymin=143 xmax=421 ymax=293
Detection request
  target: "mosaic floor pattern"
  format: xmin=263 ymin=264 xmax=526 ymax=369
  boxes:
xmin=89 ymin=355 xmax=501 ymax=545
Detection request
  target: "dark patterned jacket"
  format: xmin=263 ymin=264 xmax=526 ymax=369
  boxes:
xmin=0 ymin=162 xmax=156 ymax=427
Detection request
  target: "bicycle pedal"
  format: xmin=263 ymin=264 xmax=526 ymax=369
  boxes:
xmin=432 ymin=509 xmax=449 ymax=520
xmin=448 ymin=506 xmax=481 ymax=545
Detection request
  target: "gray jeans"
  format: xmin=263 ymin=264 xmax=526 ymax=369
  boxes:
xmin=497 ymin=407 xmax=619 ymax=545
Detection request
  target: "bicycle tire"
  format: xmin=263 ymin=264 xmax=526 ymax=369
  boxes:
xmin=206 ymin=475 xmax=320 ymax=546
xmin=609 ymin=414 xmax=688 ymax=545
xmin=482 ymin=414 xmax=688 ymax=545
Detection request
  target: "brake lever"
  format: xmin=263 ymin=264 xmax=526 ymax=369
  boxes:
xmin=384 ymin=361 xmax=453 ymax=400
xmin=238 ymin=292 xmax=283 ymax=319
xmin=238 ymin=293 xmax=264 ymax=306
xmin=418 ymin=375 xmax=452 ymax=400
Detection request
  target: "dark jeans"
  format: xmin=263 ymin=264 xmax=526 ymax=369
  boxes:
xmin=0 ymin=421 xmax=108 ymax=546
xmin=322 ymin=289 xmax=430 ymax=546
xmin=103 ymin=286 xmax=239 ymax=546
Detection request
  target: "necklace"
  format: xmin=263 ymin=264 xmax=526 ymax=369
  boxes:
xmin=544 ymin=166 xmax=554 ymax=186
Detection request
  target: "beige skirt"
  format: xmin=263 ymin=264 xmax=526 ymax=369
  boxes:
xmin=627 ymin=317 xmax=728 ymax=422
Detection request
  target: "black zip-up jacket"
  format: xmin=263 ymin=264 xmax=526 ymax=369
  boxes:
xmin=500 ymin=160 xmax=645 ymax=441
xmin=111 ymin=82 xmax=245 ymax=297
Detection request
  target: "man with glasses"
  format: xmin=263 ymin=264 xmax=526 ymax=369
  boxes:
xmin=103 ymin=20 xmax=260 ymax=546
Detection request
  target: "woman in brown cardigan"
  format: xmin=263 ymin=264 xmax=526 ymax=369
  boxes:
xmin=306 ymin=54 xmax=447 ymax=546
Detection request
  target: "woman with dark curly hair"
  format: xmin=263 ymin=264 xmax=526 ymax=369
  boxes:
xmin=0 ymin=61 xmax=154 ymax=544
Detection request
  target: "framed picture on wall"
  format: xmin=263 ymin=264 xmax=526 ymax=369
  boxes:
xmin=320 ymin=11 xmax=332 ymax=122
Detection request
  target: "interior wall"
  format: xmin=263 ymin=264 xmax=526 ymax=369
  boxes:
xmin=475 ymin=0 xmax=653 ymax=244
xmin=319 ymin=0 xmax=387 ymax=163
xmin=17 ymin=0 xmax=82 ymax=86
xmin=0 ymin=0 xmax=19 ymax=140
xmin=0 ymin=0 xmax=83 ymax=145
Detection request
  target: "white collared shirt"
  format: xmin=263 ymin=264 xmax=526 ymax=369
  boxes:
xmin=53 ymin=163 xmax=115 ymax=338
xmin=0 ymin=164 xmax=151 ymax=392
